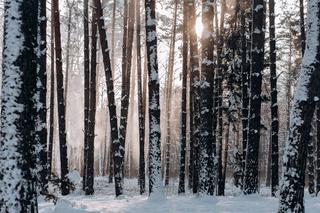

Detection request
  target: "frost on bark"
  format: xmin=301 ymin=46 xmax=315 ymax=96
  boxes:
xmin=145 ymin=0 xmax=162 ymax=196
xmin=199 ymin=0 xmax=215 ymax=195
xmin=244 ymin=0 xmax=265 ymax=194
xmin=0 ymin=0 xmax=41 ymax=211
xmin=278 ymin=0 xmax=320 ymax=212
xmin=94 ymin=0 xmax=121 ymax=197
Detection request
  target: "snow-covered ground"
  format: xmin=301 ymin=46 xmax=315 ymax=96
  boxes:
xmin=39 ymin=177 xmax=320 ymax=213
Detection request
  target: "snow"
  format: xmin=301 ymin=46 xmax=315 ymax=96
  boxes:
xmin=39 ymin=178 xmax=320 ymax=213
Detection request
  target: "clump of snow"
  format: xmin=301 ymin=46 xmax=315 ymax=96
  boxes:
xmin=67 ymin=170 xmax=81 ymax=186
xmin=53 ymin=200 xmax=99 ymax=213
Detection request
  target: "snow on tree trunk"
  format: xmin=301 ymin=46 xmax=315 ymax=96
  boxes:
xmin=278 ymin=0 xmax=320 ymax=211
xmin=244 ymin=0 xmax=265 ymax=195
xmin=187 ymin=0 xmax=200 ymax=194
xmin=199 ymin=0 xmax=215 ymax=195
xmin=0 ymin=0 xmax=41 ymax=211
xmin=269 ymin=0 xmax=279 ymax=197
xmin=94 ymin=0 xmax=121 ymax=197
xmin=52 ymin=0 xmax=70 ymax=196
xmin=35 ymin=0 xmax=48 ymax=193
xmin=145 ymin=0 xmax=162 ymax=196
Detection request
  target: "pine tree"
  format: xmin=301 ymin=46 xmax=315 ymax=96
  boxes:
xmin=199 ymin=0 xmax=215 ymax=195
xmin=178 ymin=0 xmax=189 ymax=194
xmin=187 ymin=0 xmax=200 ymax=193
xmin=52 ymin=0 xmax=70 ymax=196
xmin=145 ymin=0 xmax=162 ymax=196
xmin=94 ymin=0 xmax=121 ymax=197
xmin=85 ymin=4 xmax=98 ymax=195
xmin=244 ymin=0 xmax=265 ymax=194
xmin=278 ymin=0 xmax=320 ymax=211
xmin=83 ymin=0 xmax=90 ymax=191
xmin=269 ymin=0 xmax=279 ymax=197
xmin=136 ymin=0 xmax=146 ymax=195
xmin=0 ymin=0 xmax=41 ymax=211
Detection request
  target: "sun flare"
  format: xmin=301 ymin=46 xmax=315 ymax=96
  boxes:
xmin=195 ymin=17 xmax=203 ymax=38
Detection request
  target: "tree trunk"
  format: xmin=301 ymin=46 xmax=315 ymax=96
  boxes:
xmin=48 ymin=5 xmax=55 ymax=180
xmin=178 ymin=0 xmax=188 ymax=194
xmin=85 ymin=5 xmax=98 ymax=195
xmin=36 ymin=0 xmax=48 ymax=193
xmin=145 ymin=0 xmax=162 ymax=196
xmin=94 ymin=0 xmax=121 ymax=197
xmin=136 ymin=0 xmax=146 ymax=195
xmin=199 ymin=0 xmax=215 ymax=195
xmin=187 ymin=0 xmax=200 ymax=194
xmin=316 ymin=105 xmax=320 ymax=195
xmin=244 ymin=0 xmax=265 ymax=195
xmin=269 ymin=0 xmax=279 ymax=197
xmin=278 ymin=1 xmax=320 ymax=211
xmin=53 ymin=0 xmax=70 ymax=196
xmin=0 ymin=0 xmax=40 ymax=210
xmin=217 ymin=0 xmax=226 ymax=196
xmin=308 ymin=123 xmax=315 ymax=195
xmin=83 ymin=0 xmax=90 ymax=191
xmin=300 ymin=0 xmax=306 ymax=56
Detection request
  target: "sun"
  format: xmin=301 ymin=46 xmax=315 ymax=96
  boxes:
xmin=195 ymin=17 xmax=203 ymax=38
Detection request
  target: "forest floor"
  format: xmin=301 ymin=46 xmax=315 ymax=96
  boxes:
xmin=39 ymin=177 xmax=320 ymax=213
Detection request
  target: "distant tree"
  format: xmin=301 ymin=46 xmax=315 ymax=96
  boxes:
xmin=145 ymin=0 xmax=162 ymax=195
xmin=0 ymin=0 xmax=41 ymax=210
xmin=278 ymin=0 xmax=320 ymax=211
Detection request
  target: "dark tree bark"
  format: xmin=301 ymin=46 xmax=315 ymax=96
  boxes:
xmin=136 ymin=0 xmax=146 ymax=195
xmin=300 ymin=0 xmax=306 ymax=56
xmin=240 ymin=10 xmax=249 ymax=190
xmin=145 ymin=0 xmax=162 ymax=195
xmin=0 ymin=0 xmax=40 ymax=210
xmin=217 ymin=0 xmax=226 ymax=196
xmin=244 ymin=0 xmax=265 ymax=195
xmin=269 ymin=0 xmax=279 ymax=197
xmin=94 ymin=0 xmax=121 ymax=197
xmin=83 ymin=0 xmax=90 ymax=191
xmin=308 ymin=124 xmax=315 ymax=195
xmin=53 ymin=0 xmax=70 ymax=196
xmin=278 ymin=1 xmax=320 ymax=211
xmin=187 ymin=0 xmax=200 ymax=194
xmin=85 ymin=5 xmax=98 ymax=195
xmin=178 ymin=0 xmax=188 ymax=194
xmin=317 ymin=105 xmax=320 ymax=195
xmin=36 ymin=0 xmax=48 ymax=193
xmin=199 ymin=0 xmax=215 ymax=195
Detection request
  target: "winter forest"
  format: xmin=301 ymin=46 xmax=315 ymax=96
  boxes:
xmin=1 ymin=0 xmax=320 ymax=212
